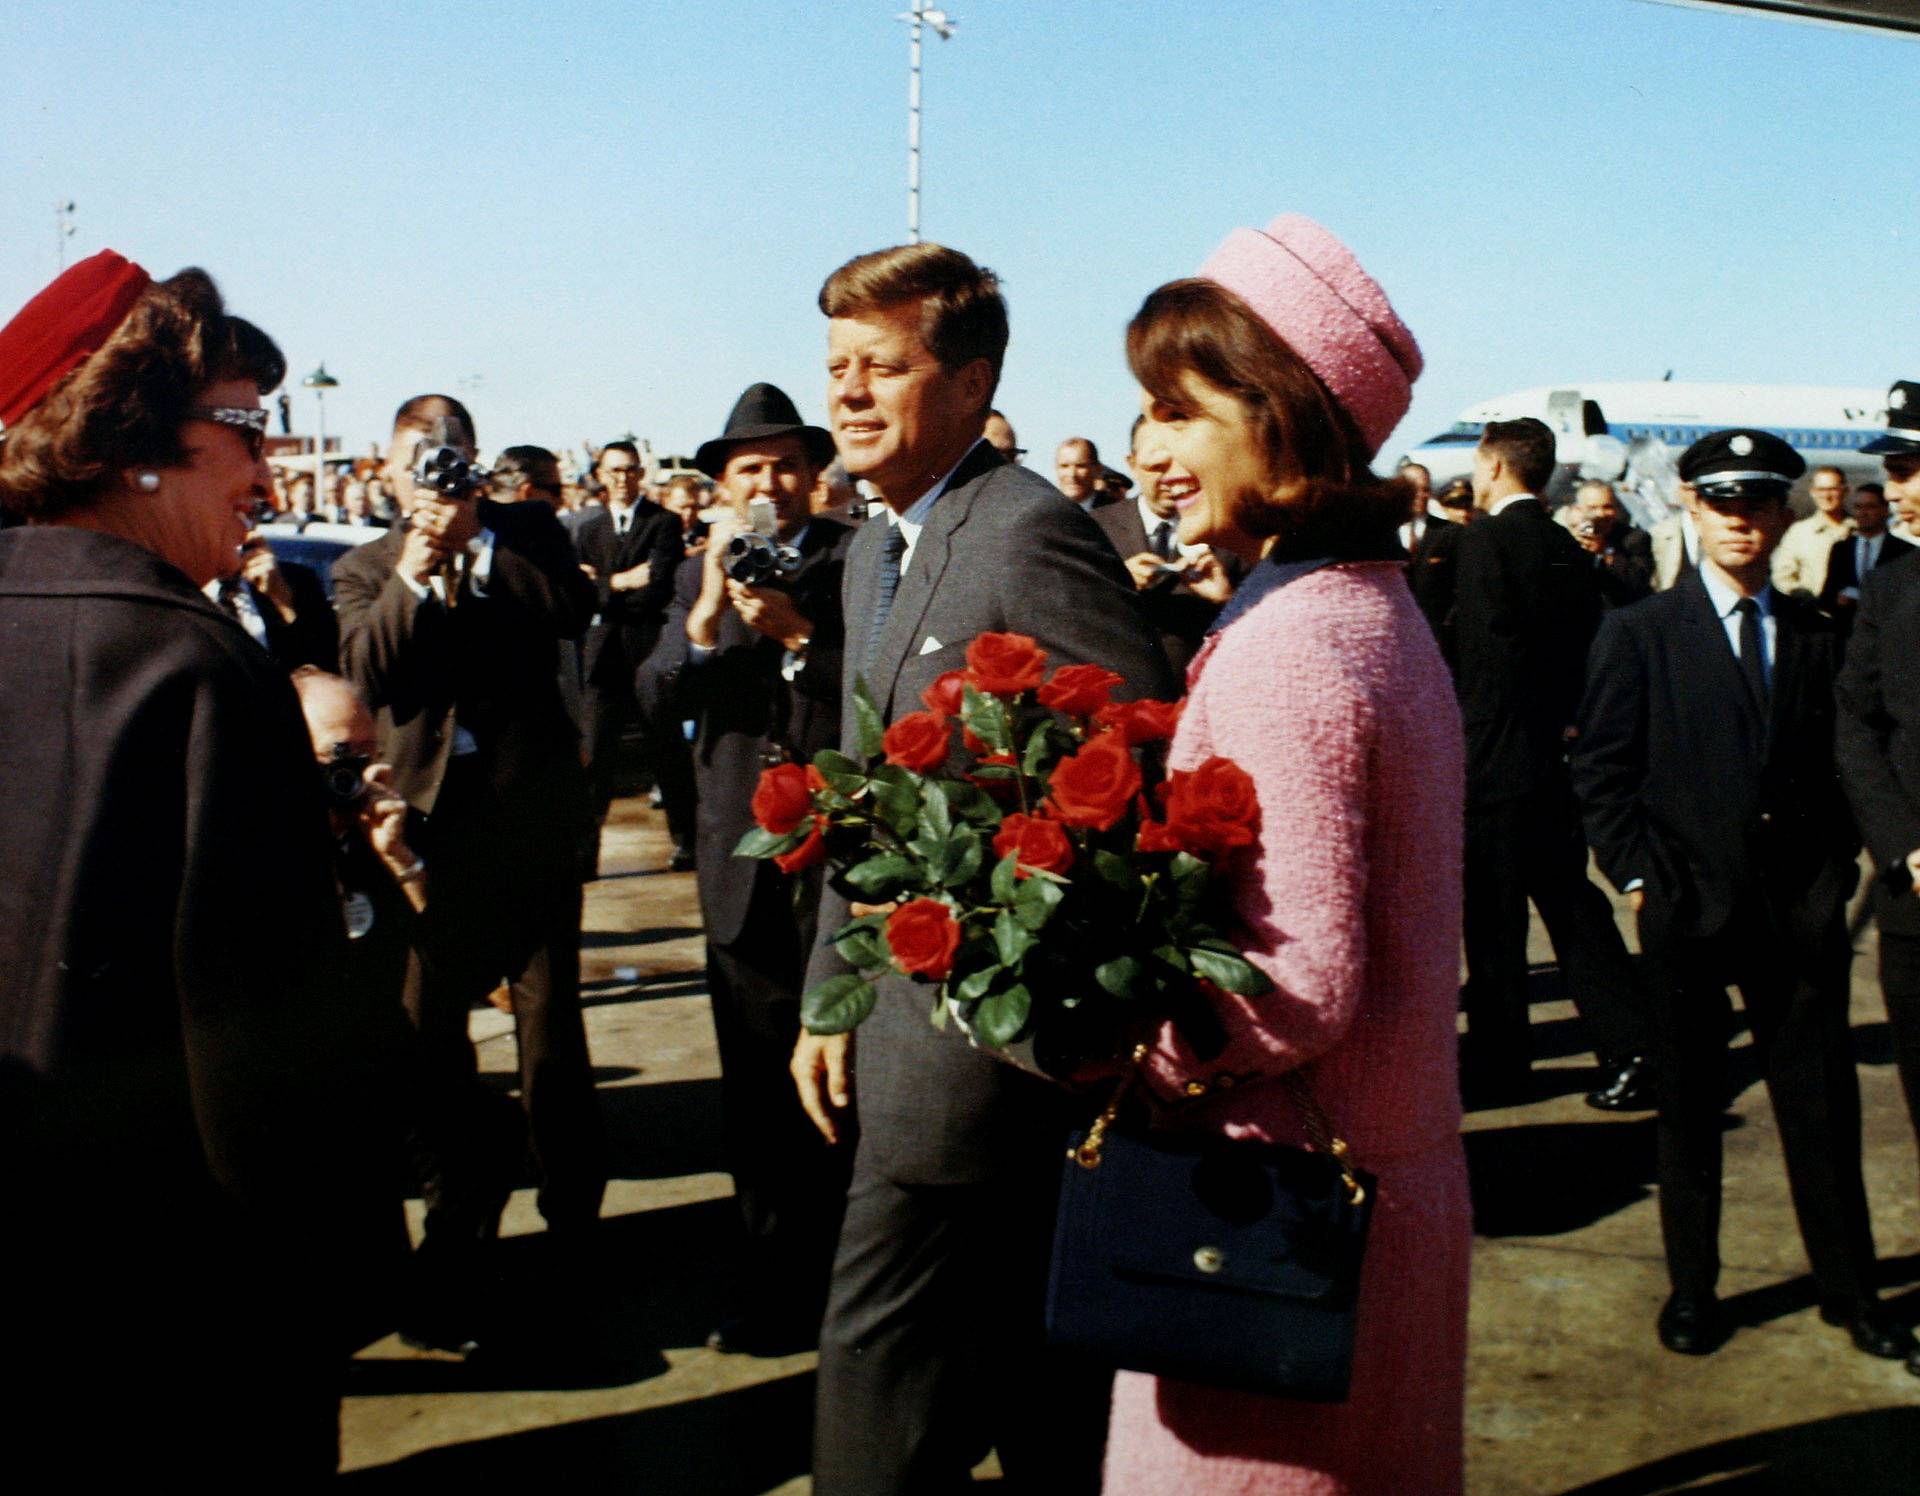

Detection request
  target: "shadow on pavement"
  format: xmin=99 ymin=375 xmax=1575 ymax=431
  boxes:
xmin=1466 ymin=1119 xmax=1657 ymax=1236
xmin=1554 ymin=1405 xmax=1920 ymax=1495
xmin=600 ymin=1076 xmax=728 ymax=1181
xmin=339 ymin=1368 xmax=816 ymax=1493
xmin=581 ymin=925 xmax=702 ymax=950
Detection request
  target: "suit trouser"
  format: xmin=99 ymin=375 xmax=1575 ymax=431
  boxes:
xmin=812 ymin=1151 xmax=1111 ymax=1495
xmin=706 ymin=871 xmax=853 ymax=1322
xmin=1643 ymin=903 xmax=1877 ymax=1304
xmin=409 ymin=759 xmax=606 ymax=1242
xmin=1463 ymin=783 xmax=1649 ymax=1069
xmin=1876 ymin=928 xmax=1920 ymax=1154
xmin=585 ymin=673 xmax=697 ymax=850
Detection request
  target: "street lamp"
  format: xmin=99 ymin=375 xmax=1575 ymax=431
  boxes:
xmin=302 ymin=364 xmax=338 ymax=508
xmin=896 ymin=2 xmax=957 ymax=243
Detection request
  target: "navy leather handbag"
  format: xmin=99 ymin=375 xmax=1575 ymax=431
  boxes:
xmin=1045 ymin=1057 xmax=1374 ymax=1402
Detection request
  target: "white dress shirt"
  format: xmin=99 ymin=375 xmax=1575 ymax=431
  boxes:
xmin=887 ymin=441 xmax=982 ymax=575
xmin=1698 ymin=566 xmax=1776 ymax=689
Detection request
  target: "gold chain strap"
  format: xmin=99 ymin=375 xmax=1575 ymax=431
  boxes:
xmin=1069 ymin=1045 xmax=1367 ymax=1207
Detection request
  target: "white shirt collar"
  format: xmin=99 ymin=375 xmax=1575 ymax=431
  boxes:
xmin=887 ymin=440 xmax=982 ymax=561
xmin=1490 ymin=491 xmax=1537 ymax=517
xmin=1698 ymin=564 xmax=1773 ymax=621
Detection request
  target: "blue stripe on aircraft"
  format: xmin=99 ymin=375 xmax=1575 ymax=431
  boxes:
xmin=1422 ymin=423 xmax=1881 ymax=452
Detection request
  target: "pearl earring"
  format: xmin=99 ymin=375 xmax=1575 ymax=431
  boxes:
xmin=136 ymin=473 xmax=160 ymax=492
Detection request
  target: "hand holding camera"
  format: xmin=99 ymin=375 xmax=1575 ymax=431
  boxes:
xmin=398 ymin=443 xmax=487 ymax=587
xmin=323 ymin=745 xmax=422 ymax=894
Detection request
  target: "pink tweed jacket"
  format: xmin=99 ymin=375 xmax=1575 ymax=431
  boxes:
xmin=1105 ymin=560 xmax=1472 ymax=1496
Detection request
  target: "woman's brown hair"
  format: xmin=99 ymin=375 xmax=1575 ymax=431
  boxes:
xmin=1126 ymin=278 xmax=1409 ymax=559
xmin=0 ymin=268 xmax=284 ymax=521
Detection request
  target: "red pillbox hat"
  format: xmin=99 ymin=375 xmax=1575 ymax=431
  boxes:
xmin=0 ymin=249 xmax=151 ymax=429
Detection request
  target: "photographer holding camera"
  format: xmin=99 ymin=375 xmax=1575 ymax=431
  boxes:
xmin=1572 ymin=478 xmax=1654 ymax=610
xmin=333 ymin=394 xmax=604 ymax=1351
xmin=656 ymin=382 xmax=854 ymax=1355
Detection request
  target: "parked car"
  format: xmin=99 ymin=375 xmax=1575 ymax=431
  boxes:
xmin=254 ymin=521 xmax=379 ymax=600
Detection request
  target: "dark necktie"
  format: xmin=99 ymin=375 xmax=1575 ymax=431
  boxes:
xmin=1151 ymin=520 xmax=1175 ymax=560
xmin=1734 ymin=597 xmax=1768 ymax=707
xmin=863 ymin=523 xmax=908 ymax=675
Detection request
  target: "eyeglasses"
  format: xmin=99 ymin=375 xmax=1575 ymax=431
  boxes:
xmin=188 ymin=404 xmax=269 ymax=458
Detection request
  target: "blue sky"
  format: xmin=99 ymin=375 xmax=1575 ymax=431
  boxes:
xmin=3 ymin=1 xmax=1911 ymax=474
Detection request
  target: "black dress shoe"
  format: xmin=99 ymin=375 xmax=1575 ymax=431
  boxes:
xmin=1657 ymin=1292 xmax=1724 ymax=1355
xmin=1586 ymin=1055 xmax=1654 ymax=1112
xmin=1908 ymin=1346 xmax=1920 ymax=1378
xmin=668 ymin=842 xmax=697 ymax=872
xmin=1818 ymin=1301 xmax=1917 ymax=1360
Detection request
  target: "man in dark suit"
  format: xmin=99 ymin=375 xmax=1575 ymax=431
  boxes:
xmin=1455 ymin=417 xmax=1651 ymax=1108
xmin=1818 ymin=481 xmax=1915 ymax=626
xmin=333 ymin=394 xmax=605 ymax=1348
xmin=208 ymin=533 xmax=339 ymax=671
xmin=1834 ymin=378 xmax=1920 ymax=1382
xmin=1093 ymin=412 xmax=1238 ymax=674
xmin=573 ymin=441 xmax=693 ymax=871
xmin=1571 ymin=479 xmax=1655 ymax=610
xmin=645 ymin=383 xmax=857 ymax=1356
xmin=1574 ymin=428 xmax=1910 ymax=1363
xmin=1398 ymin=461 xmax=1463 ymax=664
xmin=792 ymin=244 xmax=1176 ymax=1495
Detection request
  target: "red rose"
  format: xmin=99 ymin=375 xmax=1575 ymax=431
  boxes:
xmin=1155 ymin=756 xmax=1259 ymax=855
xmin=964 ymin=632 xmax=1049 ymax=697
xmin=751 ymin=762 xmax=814 ymax=835
xmin=806 ymin=764 xmax=828 ymax=794
xmin=773 ymin=820 xmax=827 ymax=873
xmin=921 ymin=670 xmax=967 ymax=719
xmin=1135 ymin=818 xmax=1182 ymax=855
xmin=991 ymin=812 xmax=1076 ymax=879
xmin=1044 ymin=731 xmax=1142 ymax=831
xmin=883 ymin=710 xmax=952 ymax=772
xmin=1037 ymin=663 xmax=1123 ymax=718
xmin=969 ymin=753 xmax=1021 ymax=800
xmin=885 ymin=898 xmax=963 ymax=981
xmin=1096 ymin=697 xmax=1184 ymax=746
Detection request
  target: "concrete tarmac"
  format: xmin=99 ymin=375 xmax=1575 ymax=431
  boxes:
xmin=339 ymin=798 xmax=1920 ymax=1493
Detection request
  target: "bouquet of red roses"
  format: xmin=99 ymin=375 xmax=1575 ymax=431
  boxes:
xmin=736 ymin=632 xmax=1269 ymax=1074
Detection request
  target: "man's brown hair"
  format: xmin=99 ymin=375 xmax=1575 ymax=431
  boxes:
xmin=818 ymin=243 xmax=1009 ymax=394
xmin=1127 ymin=277 xmax=1406 ymax=555
xmin=1478 ymin=417 xmax=1557 ymax=494
xmin=392 ymin=393 xmax=476 ymax=449
xmin=0 ymin=269 xmax=284 ymax=520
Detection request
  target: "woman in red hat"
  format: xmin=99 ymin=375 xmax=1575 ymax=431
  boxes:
xmin=0 ymin=257 xmax=398 ymax=1479
xmin=1104 ymin=217 xmax=1468 ymax=1494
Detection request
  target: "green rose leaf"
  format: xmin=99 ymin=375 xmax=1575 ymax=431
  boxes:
xmin=802 ymin=973 xmax=878 ymax=1034
xmin=1013 ymin=872 xmax=1065 ymax=931
xmin=917 ymin=785 xmax=953 ymax=842
xmin=954 ymin=962 xmax=1003 ymax=1004
xmin=994 ymin=908 xmax=1037 ymax=966
xmin=1189 ymin=944 xmax=1269 ymax=995
xmin=1153 ymin=943 xmax=1192 ymax=976
xmin=1095 ymin=954 xmax=1147 ymax=1001
xmin=936 ymin=778 xmax=999 ymax=825
xmin=1022 ymin=719 xmax=1056 ymax=777
xmin=1092 ymin=849 xmax=1134 ymax=890
xmin=990 ymin=851 xmax=1021 ymax=905
xmin=943 ymin=829 xmax=985 ymax=889
xmin=734 ymin=825 xmax=804 ymax=859
xmin=972 ymin=983 xmax=1033 ymax=1047
xmin=851 ymin=679 xmax=886 ymax=760
xmin=833 ymin=923 xmax=888 ymax=970
xmin=845 ymin=854 xmax=916 ymax=895
xmin=813 ymin=748 xmax=869 ymax=798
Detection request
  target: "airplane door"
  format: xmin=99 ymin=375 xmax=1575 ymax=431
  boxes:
xmin=1544 ymin=388 xmax=1586 ymax=460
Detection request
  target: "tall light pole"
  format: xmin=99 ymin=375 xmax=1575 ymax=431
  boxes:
xmin=897 ymin=3 xmax=956 ymax=243
xmin=303 ymin=364 xmax=338 ymax=509
xmin=54 ymin=201 xmax=76 ymax=270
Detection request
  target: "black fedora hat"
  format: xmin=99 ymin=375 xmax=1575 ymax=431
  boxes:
xmin=694 ymin=382 xmax=836 ymax=478
xmin=1862 ymin=379 xmax=1920 ymax=458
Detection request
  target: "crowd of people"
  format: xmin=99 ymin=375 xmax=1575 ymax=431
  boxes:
xmin=2 ymin=226 xmax=1918 ymax=1495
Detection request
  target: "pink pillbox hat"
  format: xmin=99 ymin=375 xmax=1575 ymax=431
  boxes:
xmin=1199 ymin=213 xmax=1421 ymax=456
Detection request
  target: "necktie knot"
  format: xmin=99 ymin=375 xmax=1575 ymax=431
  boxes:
xmin=1152 ymin=520 xmax=1175 ymax=560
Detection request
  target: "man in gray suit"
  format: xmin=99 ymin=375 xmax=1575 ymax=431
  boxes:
xmin=791 ymin=243 xmax=1176 ymax=1494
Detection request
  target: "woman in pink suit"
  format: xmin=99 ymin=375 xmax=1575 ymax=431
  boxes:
xmin=1104 ymin=216 xmax=1470 ymax=1495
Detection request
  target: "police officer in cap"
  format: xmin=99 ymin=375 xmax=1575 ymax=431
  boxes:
xmin=1575 ymin=428 xmax=1913 ymax=1361
xmin=1835 ymin=381 xmax=1920 ymax=1380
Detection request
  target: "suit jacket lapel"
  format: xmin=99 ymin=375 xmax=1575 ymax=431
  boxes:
xmin=866 ymin=442 xmax=1003 ymax=717
xmin=1677 ymin=573 xmax=1766 ymax=748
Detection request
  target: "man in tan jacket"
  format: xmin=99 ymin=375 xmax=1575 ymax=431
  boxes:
xmin=1772 ymin=465 xmax=1854 ymax=599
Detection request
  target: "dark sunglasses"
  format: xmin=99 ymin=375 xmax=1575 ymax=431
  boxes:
xmin=188 ymin=404 xmax=270 ymax=458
